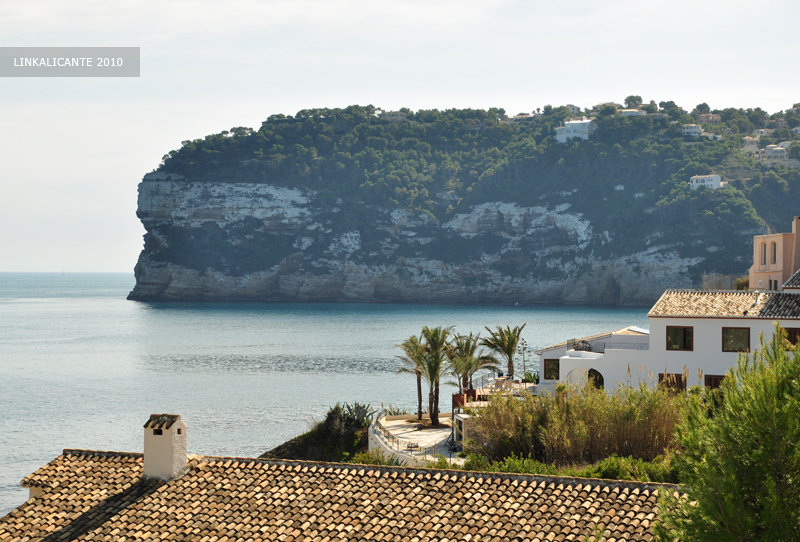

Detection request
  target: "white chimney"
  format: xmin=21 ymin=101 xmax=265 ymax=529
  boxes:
xmin=143 ymin=413 xmax=187 ymax=480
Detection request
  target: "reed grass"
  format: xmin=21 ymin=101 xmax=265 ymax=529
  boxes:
xmin=467 ymin=383 xmax=686 ymax=466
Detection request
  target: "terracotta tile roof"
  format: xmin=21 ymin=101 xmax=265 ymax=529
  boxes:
xmin=785 ymin=269 xmax=800 ymax=290
xmin=648 ymin=289 xmax=800 ymax=319
xmin=143 ymin=413 xmax=181 ymax=430
xmin=1 ymin=449 xmax=675 ymax=541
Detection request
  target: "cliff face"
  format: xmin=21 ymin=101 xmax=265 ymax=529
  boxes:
xmin=128 ymin=173 xmax=718 ymax=306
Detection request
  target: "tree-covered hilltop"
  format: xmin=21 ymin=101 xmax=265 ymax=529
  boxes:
xmin=130 ymin=101 xmax=800 ymax=304
xmin=157 ymin=101 xmax=800 ymax=237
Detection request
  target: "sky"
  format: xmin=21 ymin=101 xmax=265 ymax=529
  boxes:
xmin=1 ymin=0 xmax=798 ymax=272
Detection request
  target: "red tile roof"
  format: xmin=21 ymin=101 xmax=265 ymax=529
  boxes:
xmin=0 ymin=449 xmax=675 ymax=541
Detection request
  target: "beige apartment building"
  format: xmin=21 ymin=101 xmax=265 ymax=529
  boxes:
xmin=749 ymin=216 xmax=800 ymax=290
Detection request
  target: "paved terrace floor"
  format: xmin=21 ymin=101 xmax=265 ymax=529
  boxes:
xmin=381 ymin=417 xmax=454 ymax=451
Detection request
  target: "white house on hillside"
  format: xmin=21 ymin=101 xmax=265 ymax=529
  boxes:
xmin=555 ymin=118 xmax=596 ymax=143
xmin=546 ymin=290 xmax=800 ymax=393
xmin=379 ymin=110 xmax=407 ymax=122
xmin=682 ymin=124 xmax=702 ymax=137
xmin=620 ymin=109 xmax=645 ymax=117
xmin=688 ymin=174 xmax=725 ymax=190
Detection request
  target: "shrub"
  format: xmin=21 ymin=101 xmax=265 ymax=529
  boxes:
xmin=349 ymin=449 xmax=406 ymax=466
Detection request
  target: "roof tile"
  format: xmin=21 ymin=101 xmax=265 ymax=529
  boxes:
xmin=2 ymin=451 xmax=676 ymax=541
xmin=648 ymin=289 xmax=800 ymax=318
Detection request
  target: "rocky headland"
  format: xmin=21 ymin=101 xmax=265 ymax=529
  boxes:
xmin=128 ymin=105 xmax=794 ymax=305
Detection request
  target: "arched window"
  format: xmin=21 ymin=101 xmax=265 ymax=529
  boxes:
xmin=761 ymin=243 xmax=767 ymax=266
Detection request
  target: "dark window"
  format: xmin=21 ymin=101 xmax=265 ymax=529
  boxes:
xmin=722 ymin=327 xmax=750 ymax=352
xmin=761 ymin=243 xmax=767 ymax=265
xmin=705 ymin=374 xmax=725 ymax=389
xmin=666 ymin=326 xmax=693 ymax=351
xmin=771 ymin=242 xmax=778 ymax=264
xmin=153 ymin=429 xmax=163 ymax=436
xmin=782 ymin=328 xmax=800 ymax=346
xmin=659 ymin=373 xmax=687 ymax=393
xmin=543 ymin=359 xmax=560 ymax=380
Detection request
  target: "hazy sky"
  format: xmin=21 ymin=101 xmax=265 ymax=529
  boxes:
xmin=1 ymin=0 xmax=798 ymax=272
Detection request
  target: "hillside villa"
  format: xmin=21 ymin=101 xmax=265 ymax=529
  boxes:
xmin=750 ymin=216 xmax=800 ymax=291
xmin=688 ymin=174 xmax=725 ymax=190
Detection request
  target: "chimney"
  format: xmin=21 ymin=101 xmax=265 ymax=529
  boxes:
xmin=143 ymin=414 xmax=187 ymax=480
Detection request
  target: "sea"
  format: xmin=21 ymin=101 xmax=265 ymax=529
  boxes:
xmin=0 ymin=272 xmax=649 ymax=515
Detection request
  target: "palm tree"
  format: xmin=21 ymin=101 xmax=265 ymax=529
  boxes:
xmin=481 ymin=324 xmax=527 ymax=380
xmin=396 ymin=334 xmax=426 ymax=421
xmin=420 ymin=325 xmax=452 ymax=426
xmin=447 ymin=333 xmax=500 ymax=393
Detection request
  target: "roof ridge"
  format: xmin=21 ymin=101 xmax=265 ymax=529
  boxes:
xmin=62 ymin=449 xmax=143 ymax=458
xmin=199 ymin=455 xmax=679 ymax=491
xmin=43 ymin=449 xmax=678 ymax=492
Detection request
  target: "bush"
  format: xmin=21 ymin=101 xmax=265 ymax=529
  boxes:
xmin=349 ymin=449 xmax=406 ymax=466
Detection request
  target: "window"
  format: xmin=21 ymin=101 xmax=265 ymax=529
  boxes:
xmin=705 ymin=374 xmax=725 ymax=389
xmin=666 ymin=326 xmax=693 ymax=351
xmin=722 ymin=327 xmax=750 ymax=352
xmin=543 ymin=359 xmax=560 ymax=380
xmin=771 ymin=242 xmax=777 ymax=265
xmin=658 ymin=373 xmax=687 ymax=393
xmin=782 ymin=327 xmax=800 ymax=346
xmin=761 ymin=243 xmax=767 ymax=265
xmin=153 ymin=429 xmax=163 ymax=435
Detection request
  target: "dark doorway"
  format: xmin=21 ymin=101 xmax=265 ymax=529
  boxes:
xmin=588 ymin=369 xmax=604 ymax=389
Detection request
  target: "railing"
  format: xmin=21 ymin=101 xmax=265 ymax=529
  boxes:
xmin=471 ymin=371 xmax=499 ymax=392
xmin=372 ymin=410 xmax=450 ymax=457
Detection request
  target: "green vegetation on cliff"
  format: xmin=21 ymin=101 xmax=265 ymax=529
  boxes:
xmin=146 ymin=101 xmax=800 ymax=285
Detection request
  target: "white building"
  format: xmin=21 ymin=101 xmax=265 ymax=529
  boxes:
xmin=792 ymin=127 xmax=800 ymax=135
xmin=379 ymin=110 xmax=408 ymax=122
xmin=534 ymin=327 xmax=649 ymax=393
xmin=543 ymin=290 xmax=800 ymax=394
xmin=756 ymin=145 xmax=788 ymax=160
xmin=743 ymin=136 xmax=759 ymax=151
xmin=688 ymin=174 xmax=726 ymax=190
xmin=565 ymin=104 xmax=581 ymax=115
xmin=682 ymin=124 xmax=702 ymax=137
xmin=620 ymin=109 xmax=645 ymax=117
xmin=555 ymin=118 xmax=596 ymax=143
xmin=754 ymin=128 xmax=774 ymax=137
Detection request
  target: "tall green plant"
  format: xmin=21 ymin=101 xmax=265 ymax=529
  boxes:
xmin=481 ymin=324 xmax=526 ymax=379
xmin=420 ymin=326 xmax=453 ymax=426
xmin=655 ymin=326 xmax=800 ymax=542
xmin=447 ymin=333 xmax=499 ymax=393
xmin=396 ymin=334 xmax=426 ymax=420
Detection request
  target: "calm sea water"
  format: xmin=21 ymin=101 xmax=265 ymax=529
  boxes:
xmin=0 ymin=273 xmax=649 ymax=515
